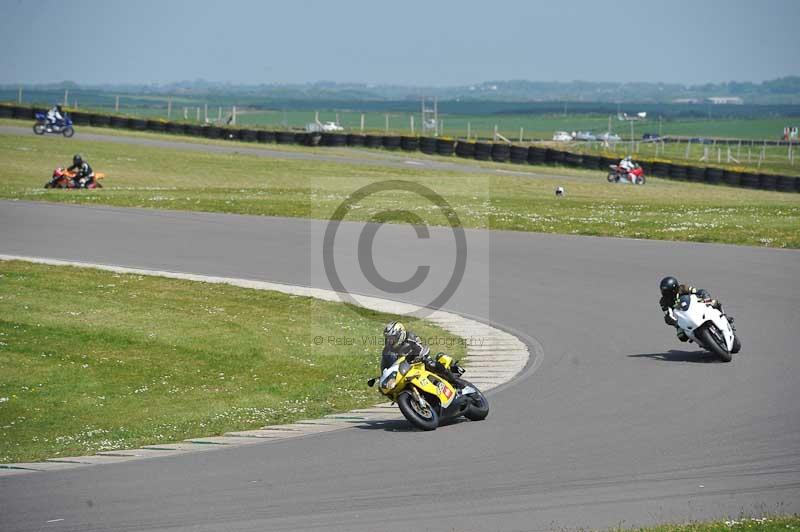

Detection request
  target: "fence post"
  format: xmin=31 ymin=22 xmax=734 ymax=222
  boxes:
xmin=232 ymin=106 xmax=236 ymax=125
xmin=360 ymin=113 xmax=364 ymax=132
xmin=167 ymin=97 xmax=172 ymax=120
xmin=204 ymin=104 xmax=208 ymax=122
xmin=17 ymin=86 xmax=22 ymax=103
xmin=519 ymin=127 xmax=523 ymax=143
xmin=410 ymin=115 xmax=414 ymax=134
xmin=467 ymin=122 xmax=471 ymax=140
xmin=115 ymin=95 xmax=120 ymax=112
xmin=493 ymin=125 xmax=498 ymax=142
xmin=385 ymin=113 xmax=389 ymax=133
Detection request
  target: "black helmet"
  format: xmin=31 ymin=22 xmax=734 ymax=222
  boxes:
xmin=56 ymin=105 xmax=63 ymax=113
xmin=659 ymin=276 xmax=679 ymax=297
xmin=73 ymin=154 xmax=83 ymax=166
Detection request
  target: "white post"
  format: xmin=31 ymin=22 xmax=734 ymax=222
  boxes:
xmin=167 ymin=97 xmax=172 ymax=120
xmin=685 ymin=140 xmax=691 ymax=159
xmin=737 ymin=140 xmax=741 ymax=159
xmin=519 ymin=127 xmax=523 ymax=143
xmin=385 ymin=114 xmax=388 ymax=133
xmin=184 ymin=107 xmax=188 ymax=120
xmin=232 ymin=106 xmax=236 ymax=125
xmin=467 ymin=122 xmax=471 ymax=140
xmin=17 ymin=86 xmax=22 ymax=103
xmin=204 ymin=104 xmax=208 ymax=122
xmin=196 ymin=107 xmax=200 ymax=121
xmin=410 ymin=115 xmax=414 ymax=134
xmin=717 ymin=147 xmax=721 ymax=164
xmin=315 ymin=111 xmax=319 ymax=124
xmin=493 ymin=125 xmax=498 ymax=142
xmin=63 ymin=89 xmax=69 ymax=107
xmin=115 ymin=95 xmax=120 ymax=112
xmin=360 ymin=113 xmax=364 ymax=132
xmin=440 ymin=120 xmax=444 ymax=136
xmin=335 ymin=112 xmax=340 ymax=125
xmin=217 ymin=107 xmax=222 ymax=122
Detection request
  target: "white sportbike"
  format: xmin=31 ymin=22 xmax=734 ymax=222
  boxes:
xmin=670 ymin=294 xmax=741 ymax=362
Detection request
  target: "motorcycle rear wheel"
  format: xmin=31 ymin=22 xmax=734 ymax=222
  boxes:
xmin=697 ymin=326 xmax=732 ymax=362
xmin=462 ymin=382 xmax=489 ymax=421
xmin=607 ymin=172 xmax=617 ymax=183
xmin=397 ymin=390 xmax=439 ymax=431
xmin=62 ymin=126 xmax=75 ymax=138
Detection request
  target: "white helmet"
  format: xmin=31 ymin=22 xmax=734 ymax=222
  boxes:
xmin=383 ymin=321 xmax=407 ymax=348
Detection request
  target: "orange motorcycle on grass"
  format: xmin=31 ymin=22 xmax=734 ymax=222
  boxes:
xmin=44 ymin=168 xmax=105 ymax=189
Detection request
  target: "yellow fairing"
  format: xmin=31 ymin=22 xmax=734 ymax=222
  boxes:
xmin=407 ymin=368 xmax=456 ymax=408
xmin=435 ymin=353 xmax=455 ymax=370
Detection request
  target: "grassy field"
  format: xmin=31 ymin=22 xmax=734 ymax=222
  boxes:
xmin=1 ymin=131 xmax=799 ymax=248
xmin=0 ymin=260 xmax=465 ymax=463
xmin=617 ymin=516 xmax=800 ymax=532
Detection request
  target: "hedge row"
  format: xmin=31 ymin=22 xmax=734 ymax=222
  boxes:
xmin=2 ymin=104 xmax=797 ymax=193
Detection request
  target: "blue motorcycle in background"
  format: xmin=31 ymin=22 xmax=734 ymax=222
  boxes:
xmin=33 ymin=112 xmax=75 ymax=137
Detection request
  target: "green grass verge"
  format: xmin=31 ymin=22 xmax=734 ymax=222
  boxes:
xmin=0 ymin=260 xmax=465 ymax=463
xmin=617 ymin=516 xmax=799 ymax=532
xmin=1 ymin=132 xmax=799 ymax=248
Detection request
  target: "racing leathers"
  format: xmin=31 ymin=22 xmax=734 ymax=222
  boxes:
xmin=381 ymin=332 xmax=463 ymax=387
xmin=46 ymin=106 xmax=63 ymax=129
xmin=67 ymin=161 xmax=94 ymax=188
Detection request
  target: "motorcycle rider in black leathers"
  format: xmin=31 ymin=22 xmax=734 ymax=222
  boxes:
xmin=67 ymin=154 xmax=94 ymax=188
xmin=659 ymin=276 xmax=732 ymax=342
xmin=382 ymin=321 xmax=464 ymax=387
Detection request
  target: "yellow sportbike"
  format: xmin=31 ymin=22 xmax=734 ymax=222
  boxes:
xmin=367 ymin=355 xmax=489 ymax=431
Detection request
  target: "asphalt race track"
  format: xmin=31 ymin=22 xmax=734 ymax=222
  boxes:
xmin=1 ymin=199 xmax=798 ymax=532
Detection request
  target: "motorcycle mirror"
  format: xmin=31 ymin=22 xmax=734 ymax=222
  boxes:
xmin=366 ymin=378 xmax=376 ymax=387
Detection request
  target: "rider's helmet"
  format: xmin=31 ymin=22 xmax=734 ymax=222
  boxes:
xmin=56 ymin=105 xmax=63 ymax=113
xmin=383 ymin=321 xmax=407 ymax=349
xmin=659 ymin=276 xmax=679 ymax=298
xmin=73 ymin=154 xmax=83 ymax=166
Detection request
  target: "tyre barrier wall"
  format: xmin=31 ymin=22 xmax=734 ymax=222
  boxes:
xmin=383 ymin=135 xmax=402 ymax=150
xmin=400 ymin=136 xmax=419 ymax=151
xmin=1 ymin=103 xmax=797 ymax=193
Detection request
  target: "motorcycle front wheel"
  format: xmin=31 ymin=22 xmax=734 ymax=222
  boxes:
xmin=33 ymin=124 xmax=45 ymax=135
xmin=697 ymin=326 xmax=732 ymax=362
xmin=62 ymin=126 xmax=75 ymax=138
xmin=636 ymin=175 xmax=646 ymax=185
xmin=397 ymin=390 xmax=439 ymax=431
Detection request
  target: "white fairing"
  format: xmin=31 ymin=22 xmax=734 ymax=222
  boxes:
xmin=380 ymin=362 xmax=400 ymax=388
xmin=673 ymin=294 xmax=735 ymax=351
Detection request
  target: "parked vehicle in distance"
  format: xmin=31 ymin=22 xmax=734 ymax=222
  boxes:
xmin=575 ymin=131 xmax=597 ymax=141
xmin=598 ymin=132 xmax=621 ymax=142
xmin=642 ymin=133 xmax=661 ymax=141
xmin=553 ymin=131 xmax=573 ymax=142
xmin=689 ymin=137 xmax=713 ymax=144
xmin=305 ymin=121 xmax=344 ymax=133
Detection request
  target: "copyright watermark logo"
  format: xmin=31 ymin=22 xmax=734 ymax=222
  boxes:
xmin=322 ymin=180 xmax=467 ymax=318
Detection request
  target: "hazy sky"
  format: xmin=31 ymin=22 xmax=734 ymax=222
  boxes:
xmin=1 ymin=0 xmax=798 ymax=86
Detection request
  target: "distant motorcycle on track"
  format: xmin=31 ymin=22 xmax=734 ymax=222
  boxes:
xmin=608 ymin=164 xmax=645 ymax=184
xmin=33 ymin=112 xmax=74 ymax=138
